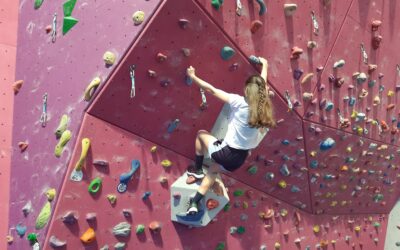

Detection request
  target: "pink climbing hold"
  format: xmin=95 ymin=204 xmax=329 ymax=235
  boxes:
xmin=371 ymin=20 xmax=382 ymax=32
xmin=148 ymin=70 xmax=156 ymax=77
xmin=250 ymin=20 xmax=263 ymax=34
xmin=12 ymin=80 xmax=23 ymax=95
xmin=156 ymin=52 xmax=167 ymax=62
xmin=372 ymin=35 xmax=382 ymax=50
xmin=290 ymin=46 xmax=303 ymax=60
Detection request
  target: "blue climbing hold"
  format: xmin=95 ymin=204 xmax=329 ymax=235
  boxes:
xmin=310 ymin=160 xmax=318 ymax=169
xmin=324 ymin=174 xmax=335 ymax=180
xmin=296 ymin=149 xmax=304 ymax=155
xmin=16 ymin=223 xmax=27 ymax=237
xmin=325 ymin=102 xmax=334 ymax=111
xmin=320 ymin=138 xmax=335 ymax=151
xmin=255 ymin=0 xmax=267 ymax=15
xmin=348 ymin=97 xmax=356 ymax=106
xmin=280 ymin=164 xmax=290 ymax=176
xmin=282 ymin=154 xmax=290 ymax=161
xmin=249 ymin=55 xmax=261 ymax=64
xmin=167 ymin=119 xmax=180 ymax=133
xmin=142 ymin=191 xmax=152 ymax=200
xmin=220 ymin=46 xmax=235 ymax=60
xmin=368 ymin=80 xmax=376 ymax=88
xmin=291 ymin=185 xmax=300 ymax=193
xmin=117 ymin=159 xmax=140 ymax=193
xmin=281 ymin=139 xmax=290 ymax=145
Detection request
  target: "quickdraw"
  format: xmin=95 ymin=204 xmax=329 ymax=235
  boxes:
xmin=284 ymin=90 xmax=293 ymax=112
xmin=200 ymin=88 xmax=207 ymax=109
xmin=311 ymin=11 xmax=319 ymax=35
xmin=51 ymin=13 xmax=57 ymax=43
xmin=129 ymin=65 xmax=136 ymax=98
xmin=236 ymin=0 xmax=243 ymax=16
xmin=39 ymin=93 xmax=48 ymax=127
xmin=360 ymin=43 xmax=368 ymax=64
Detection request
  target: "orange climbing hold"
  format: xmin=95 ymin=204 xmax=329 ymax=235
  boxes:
xmin=149 ymin=221 xmax=161 ymax=233
xmin=80 ymin=227 xmax=96 ymax=244
xmin=12 ymin=80 xmax=23 ymax=94
xmin=206 ymin=199 xmax=219 ymax=210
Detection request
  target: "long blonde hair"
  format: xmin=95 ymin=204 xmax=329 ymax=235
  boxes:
xmin=244 ymin=75 xmax=276 ymax=128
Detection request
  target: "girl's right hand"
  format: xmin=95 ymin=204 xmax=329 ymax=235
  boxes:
xmin=258 ymin=57 xmax=268 ymax=66
xmin=187 ymin=66 xmax=196 ymax=78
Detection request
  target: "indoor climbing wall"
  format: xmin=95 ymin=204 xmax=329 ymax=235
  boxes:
xmin=7 ymin=0 xmax=400 ymax=250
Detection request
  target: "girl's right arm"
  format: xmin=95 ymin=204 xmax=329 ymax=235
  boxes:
xmin=258 ymin=57 xmax=269 ymax=91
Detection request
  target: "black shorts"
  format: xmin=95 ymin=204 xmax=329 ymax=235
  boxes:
xmin=210 ymin=139 xmax=249 ymax=172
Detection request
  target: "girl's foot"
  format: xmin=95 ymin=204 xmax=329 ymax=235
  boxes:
xmin=186 ymin=165 xmax=205 ymax=179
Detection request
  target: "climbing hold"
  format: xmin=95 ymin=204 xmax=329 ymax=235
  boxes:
xmin=302 ymin=92 xmax=313 ymax=101
xmin=85 ymin=213 xmax=96 ymax=222
xmin=265 ymin=172 xmax=274 ymax=180
xmin=274 ymin=242 xmax=281 ymax=249
xmin=118 ymin=159 xmax=140 ymax=193
xmin=55 ymin=114 xmax=69 ymax=138
xmin=284 ymin=4 xmax=297 ymax=16
xmin=161 ymin=159 xmax=172 ymax=168
xmin=159 ymin=176 xmax=168 ymax=184
xmin=46 ymin=188 xmax=56 ymax=202
xmin=301 ymin=73 xmax=314 ymax=84
xmin=84 ymin=77 xmax=101 ymax=101
xmin=54 ymin=130 xmax=71 ymax=157
xmin=368 ymin=64 xmax=377 ymax=73
xmin=206 ymin=199 xmax=219 ymax=210
xmin=249 ymin=55 xmax=261 ymax=64
xmin=49 ymin=235 xmax=67 ymax=248
xmin=307 ymin=41 xmax=317 ymax=49
xmin=371 ymin=20 xmax=382 ymax=31
xmin=107 ymin=194 xmax=117 ymax=205
xmin=278 ymin=180 xmax=287 ymax=188
xmin=333 ymin=59 xmax=345 ymax=69
xmin=180 ymin=48 xmax=191 ymax=58
xmin=310 ymin=160 xmax=318 ymax=169
xmin=216 ymin=242 xmax=226 ymax=250
xmin=167 ymin=119 xmax=179 ymax=133
xmin=100 ymin=245 xmax=110 ymax=250
xmin=325 ymin=101 xmax=334 ymax=111
xmin=27 ymin=233 xmax=38 ymax=244
xmin=62 ymin=211 xmax=77 ymax=224
xmin=142 ymin=191 xmax=151 ymax=200
xmin=313 ymin=225 xmax=320 ymax=233
xmin=12 ymin=80 xmax=23 ymax=94
xmin=293 ymin=69 xmax=303 ymax=80
xmin=255 ymin=0 xmax=267 ymax=15
xmin=63 ymin=0 xmax=77 ymax=16
xmin=178 ymin=18 xmax=189 ymax=29
xmin=136 ymin=224 xmax=145 ymax=234
xmin=368 ymin=80 xmax=376 ymax=87
xmin=250 ymin=20 xmax=263 ymax=33
xmin=334 ymin=77 xmax=344 ymax=88
xmin=62 ymin=16 xmax=78 ymax=35
xmin=103 ymin=51 xmax=116 ymax=66
xmin=388 ymin=90 xmax=395 ymax=97
xmin=70 ymin=138 xmax=90 ymax=182
xmin=16 ymin=223 xmax=27 ymax=237
xmin=80 ymin=227 xmax=96 ymax=244
xmin=22 ymin=201 xmax=32 ymax=216
xmin=132 ymin=11 xmax=145 ymax=25
xmin=387 ymin=104 xmax=395 ymax=111
xmin=149 ymin=221 xmax=161 ymax=233
xmin=372 ymin=35 xmax=382 ymax=49
xmin=18 ymin=141 xmax=28 ymax=152
xmin=93 ymin=160 xmax=108 ymax=167
xmin=112 ymin=222 xmax=131 ymax=237
xmin=88 ymin=177 xmax=102 ymax=194
xmin=220 ymin=46 xmax=235 ymax=60
xmin=35 ymin=201 xmax=51 ymax=229
xmin=211 ymin=0 xmax=224 ymax=10
xmin=233 ymin=189 xmax=244 ymax=197
xmin=290 ymin=46 xmax=303 ymax=59
xmin=291 ymin=185 xmax=300 ymax=193
xmin=348 ymin=97 xmax=356 ymax=106
xmin=280 ymin=164 xmax=290 ymax=176
xmin=34 ymin=0 xmax=44 ymax=9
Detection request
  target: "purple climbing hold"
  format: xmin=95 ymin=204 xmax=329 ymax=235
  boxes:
xmin=293 ymin=69 xmax=303 ymax=80
xmin=62 ymin=211 xmax=78 ymax=224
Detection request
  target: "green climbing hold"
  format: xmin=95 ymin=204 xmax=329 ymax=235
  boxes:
xmin=247 ymin=165 xmax=258 ymax=175
xmin=27 ymin=233 xmax=38 ymax=243
xmin=88 ymin=177 xmax=102 ymax=194
xmin=35 ymin=201 xmax=51 ymax=229
xmin=233 ymin=189 xmax=244 ymax=197
xmin=211 ymin=0 xmax=224 ymax=10
xmin=237 ymin=226 xmax=245 ymax=234
xmin=220 ymin=46 xmax=235 ymax=60
xmin=63 ymin=16 xmax=79 ymax=35
xmin=373 ymin=222 xmax=381 ymax=228
xmin=136 ymin=224 xmax=145 ymax=234
xmin=34 ymin=0 xmax=44 ymax=10
xmin=223 ymin=203 xmax=231 ymax=212
xmin=215 ymin=242 xmax=226 ymax=250
xmin=63 ymin=0 xmax=77 ymax=16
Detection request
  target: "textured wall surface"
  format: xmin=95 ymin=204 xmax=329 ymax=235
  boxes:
xmin=7 ymin=0 xmax=400 ymax=249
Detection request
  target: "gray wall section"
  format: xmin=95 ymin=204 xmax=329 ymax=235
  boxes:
xmin=385 ymin=199 xmax=400 ymax=249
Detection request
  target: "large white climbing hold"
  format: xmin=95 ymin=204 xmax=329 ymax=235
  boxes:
xmin=49 ymin=235 xmax=67 ymax=248
xmin=333 ymin=59 xmax=345 ymax=69
xmin=112 ymin=222 xmax=131 ymax=237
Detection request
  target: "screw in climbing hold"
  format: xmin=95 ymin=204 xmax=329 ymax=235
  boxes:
xmin=80 ymin=227 xmax=96 ymax=244
xmin=51 ymin=13 xmax=57 ymax=43
xmin=178 ymin=19 xmax=189 ymax=29
xmin=290 ymin=46 xmax=303 ymax=60
xmin=360 ymin=43 xmax=368 ymax=64
xmin=12 ymin=80 xmax=23 ymax=94
xmin=103 ymin=51 xmax=116 ymax=66
xmin=220 ymin=46 xmax=235 ymax=60
xmin=372 ymin=35 xmax=382 ymax=50
xmin=117 ymin=159 xmax=140 ymax=193
xmin=39 ymin=93 xmax=48 ymax=127
xmin=142 ymin=191 xmax=151 ymax=200
xmin=311 ymin=11 xmax=319 ymax=35
xmin=156 ymin=52 xmax=167 ymax=62
xmin=129 ymin=65 xmax=136 ymax=98
xmin=70 ymin=138 xmax=91 ymax=182
xmin=167 ymin=119 xmax=180 ymax=133
xmin=250 ymin=20 xmax=263 ymax=34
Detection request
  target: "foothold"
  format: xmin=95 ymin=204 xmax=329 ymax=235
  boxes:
xmin=107 ymin=194 xmax=117 ymax=205
xmin=313 ymin=225 xmax=320 ymax=233
xmin=387 ymin=104 xmax=395 ymax=111
xmin=46 ymin=188 xmax=57 ymax=202
xmin=22 ymin=201 xmax=32 ymax=216
xmin=216 ymin=242 xmax=226 ymax=250
xmin=62 ymin=211 xmax=77 ymax=224
xmin=280 ymin=164 xmax=290 ymax=176
xmin=54 ymin=130 xmax=71 ymax=157
xmin=278 ymin=180 xmax=287 ymax=188
xmin=301 ymin=73 xmax=314 ymax=84
xmin=49 ymin=235 xmax=67 ymax=248
xmin=18 ymin=141 xmax=28 ymax=152
xmin=211 ymin=0 xmax=224 ymax=10
xmin=149 ymin=221 xmax=161 ymax=233
xmin=84 ymin=77 xmax=102 ymax=101
xmin=34 ymin=0 xmax=44 ymax=9
xmin=167 ymin=119 xmax=179 ymax=133
xmin=206 ymin=199 xmax=220 ymax=210
xmin=35 ymin=201 xmax=52 ymax=230
xmin=86 ymin=213 xmax=96 ymax=222
xmin=80 ymin=227 xmax=95 ymax=244
xmin=333 ymin=59 xmax=345 ymax=69
xmin=220 ymin=46 xmax=235 ymax=60
xmin=249 ymin=55 xmax=261 ymax=64
xmin=159 ymin=176 xmax=168 ymax=184
xmin=103 ymin=51 xmax=116 ymax=66
xmin=334 ymin=77 xmax=345 ymax=88
xmin=181 ymin=48 xmax=191 ymax=57
xmin=55 ymin=114 xmax=69 ymax=138
xmin=112 ymin=222 xmax=131 ymax=237
xmin=136 ymin=224 xmax=145 ymax=234
xmin=372 ymin=35 xmax=382 ymax=49
xmin=63 ymin=0 xmax=77 ymax=16
xmin=70 ymin=138 xmax=91 ymax=182
xmin=12 ymin=80 xmax=23 ymax=94
xmin=371 ymin=20 xmax=382 ymax=31
xmin=302 ymin=92 xmax=313 ymax=101
xmin=291 ymin=185 xmax=300 ymax=193
xmin=356 ymin=72 xmax=367 ymax=83
xmin=178 ymin=18 xmax=189 ymax=29
xmin=320 ymin=138 xmax=335 ymax=151
xmin=27 ymin=233 xmax=38 ymax=244
xmin=293 ymin=69 xmax=303 ymax=80
xmin=247 ymin=165 xmax=258 ymax=175
xmin=118 ymin=159 xmax=140 ymax=193
xmin=16 ymin=223 xmax=27 ymax=237
xmin=62 ymin=16 xmax=78 ymax=35
xmin=122 ymin=209 xmax=132 ymax=218
xmin=114 ymin=242 xmax=126 ymax=250
xmin=88 ymin=177 xmax=102 ymax=194
xmin=307 ymin=41 xmax=317 ymax=49
xmin=100 ymin=245 xmax=110 ymax=250
xmin=142 ymin=191 xmax=152 ymax=200
xmin=250 ymin=20 xmax=263 ymax=33
xmin=255 ymin=0 xmax=267 ymax=15
xmin=147 ymin=70 xmax=157 ymax=78
xmin=368 ymin=64 xmax=377 ymax=73
xmin=265 ymin=172 xmax=274 ymax=180
xmin=233 ymin=189 xmax=244 ymax=196
xmin=325 ymin=101 xmax=334 ymax=111
xmin=290 ymin=46 xmax=303 ymax=59
xmin=93 ymin=160 xmax=109 ymax=167
xmin=132 ymin=11 xmax=145 ymax=25
xmin=274 ymin=242 xmax=281 ymax=249
xmin=284 ymin=3 xmax=297 ymax=16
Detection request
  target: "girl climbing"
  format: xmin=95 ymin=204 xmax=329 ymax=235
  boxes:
xmin=185 ymin=57 xmax=275 ymax=215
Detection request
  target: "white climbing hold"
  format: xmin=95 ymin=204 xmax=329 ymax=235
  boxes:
xmin=284 ymin=4 xmax=297 ymax=16
xmin=112 ymin=222 xmax=131 ymax=237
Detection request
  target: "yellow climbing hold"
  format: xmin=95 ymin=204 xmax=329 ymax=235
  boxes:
xmin=340 ymin=165 xmax=348 ymax=171
xmin=150 ymin=146 xmax=157 ymax=153
xmin=330 ymin=201 xmax=338 ymax=207
xmin=161 ymin=159 xmax=172 ymax=168
xmin=313 ymin=225 xmax=320 ymax=233
xmin=242 ymin=201 xmax=248 ymax=209
xmin=388 ymin=90 xmax=395 ymax=97
xmin=84 ymin=77 xmax=102 ymax=101
xmin=46 ymin=188 xmax=57 ymax=202
xmin=351 ymin=110 xmax=358 ymax=119
xmin=278 ymin=180 xmax=287 ymax=189
xmin=346 ymin=147 xmax=352 ymax=153
xmin=35 ymin=201 xmax=51 ymax=229
xmin=274 ymin=242 xmax=281 ymax=249
xmin=310 ymin=151 xmax=317 ymax=157
xmin=354 ymin=226 xmax=361 ymax=232
xmin=55 ymin=114 xmax=69 ymax=138
xmin=356 ymin=127 xmax=363 ymax=135
xmin=75 ymin=138 xmax=91 ymax=171
xmin=103 ymin=51 xmax=116 ymax=65
xmin=107 ymin=194 xmax=117 ymax=205
xmin=279 ymin=209 xmax=288 ymax=217
xmin=54 ymin=130 xmax=72 ymax=157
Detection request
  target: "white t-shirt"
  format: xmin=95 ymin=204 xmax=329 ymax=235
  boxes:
xmin=224 ymin=94 xmax=269 ymax=150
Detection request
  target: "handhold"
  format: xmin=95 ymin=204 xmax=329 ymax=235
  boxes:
xmin=316 ymin=66 xmax=324 ymax=72
xmin=388 ymin=90 xmax=395 ymax=97
xmin=118 ymin=159 xmax=140 ymax=193
xmin=265 ymin=172 xmax=274 ymax=180
xmin=216 ymin=242 xmax=226 ymax=250
xmin=62 ymin=211 xmax=78 ymax=224
xmin=250 ymin=20 xmax=263 ymax=33
xmin=333 ymin=59 xmax=345 ymax=69
xmin=63 ymin=0 xmax=77 ymax=16
xmin=371 ymin=20 xmax=382 ymax=31
xmin=178 ymin=18 xmax=189 ymax=29
xmin=278 ymin=180 xmax=287 ymax=188
xmin=84 ymin=77 xmax=101 ymax=101
xmin=167 ymin=119 xmax=179 ymax=133
xmin=156 ymin=52 xmax=167 ymax=62
xmin=368 ymin=79 xmax=376 ymax=87
xmin=249 ymin=55 xmax=261 ymax=64
xmin=18 ymin=141 xmax=28 ymax=152
xmin=368 ymin=64 xmax=377 ymax=73
xmin=88 ymin=177 xmax=102 ymax=194
xmin=359 ymin=89 xmax=368 ymax=98
xmin=307 ymin=41 xmax=317 ymax=49
xmin=293 ymin=69 xmax=303 ymax=80
xmin=55 ymin=114 xmax=69 ymax=138
xmin=302 ymin=92 xmax=313 ymax=101
xmin=181 ymin=48 xmax=191 ymax=57
xmin=334 ymin=77 xmax=344 ymax=88
xmin=348 ymin=97 xmax=356 ymax=106
xmin=107 ymin=194 xmax=117 ymax=205
xmin=318 ymin=83 xmax=325 ymax=91
xmin=93 ymin=160 xmax=108 ymax=167
xmin=46 ymin=188 xmax=56 ymax=202
xmin=142 ymin=191 xmax=151 ymax=200
xmin=12 ymin=80 xmax=23 ymax=94
xmin=387 ymin=104 xmax=395 ymax=111
xmin=161 ymin=159 xmax=172 ymax=168
xmin=35 ymin=201 xmax=52 ymax=229
xmin=255 ymin=0 xmax=267 ymax=16
xmin=274 ymin=242 xmax=281 ymax=249
xmin=80 ymin=227 xmax=96 ymax=244
xmin=27 ymin=233 xmax=38 ymax=244
xmin=62 ymin=16 xmax=78 ymax=35
xmin=16 ymin=223 xmax=27 ymax=237
xmin=112 ymin=222 xmax=131 ymax=237
xmin=135 ymin=224 xmax=145 ymax=234
xmin=279 ymin=164 xmax=290 ymax=176
xmin=301 ymin=73 xmax=314 ymax=84
xmin=54 ymin=130 xmax=71 ymax=157
xmin=100 ymin=245 xmax=110 ymax=250
xmin=206 ymin=199 xmax=219 ymax=210
xmin=372 ymin=35 xmax=382 ymax=50
xmin=22 ymin=201 xmax=32 ymax=216
xmin=45 ymin=25 xmax=52 ymax=33
xmin=233 ymin=189 xmax=244 ymax=196
xmin=86 ymin=212 xmax=96 ymax=221
xmin=49 ymin=235 xmax=67 ymax=248
xmin=132 ymin=11 xmax=145 ymax=25
xmin=247 ymin=165 xmax=258 ymax=174
xmin=70 ymin=138 xmax=91 ymax=182
xmin=211 ymin=0 xmax=224 ymax=10
xmin=220 ymin=46 xmax=235 ymax=60
xmin=103 ymin=51 xmax=116 ymax=66
xmin=149 ymin=221 xmax=161 ymax=232
xmin=290 ymin=46 xmax=303 ymax=59
xmin=284 ymin=4 xmax=297 ymax=16
xmin=291 ymin=185 xmax=300 ymax=193
xmin=313 ymin=225 xmax=320 ymax=233
xmin=325 ymin=101 xmax=334 ymax=111
xmin=34 ymin=0 xmax=44 ymax=9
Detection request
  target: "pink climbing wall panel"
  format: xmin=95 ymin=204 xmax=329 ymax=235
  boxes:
xmin=304 ymin=120 xmax=400 ymax=215
xmin=8 ymin=0 xmax=161 ymax=249
xmin=45 ymin=113 xmax=388 ymax=250
xmin=197 ymin=0 xmax=352 ymax=116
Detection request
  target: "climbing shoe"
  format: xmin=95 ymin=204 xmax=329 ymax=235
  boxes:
xmin=186 ymin=200 xmax=199 ymax=216
xmin=186 ymin=165 xmax=205 ymax=179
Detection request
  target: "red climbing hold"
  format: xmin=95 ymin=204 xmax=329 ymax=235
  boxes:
xmin=290 ymin=46 xmax=303 ymax=60
xmin=250 ymin=20 xmax=263 ymax=34
xmin=206 ymin=199 xmax=219 ymax=210
xmin=368 ymin=64 xmax=377 ymax=73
